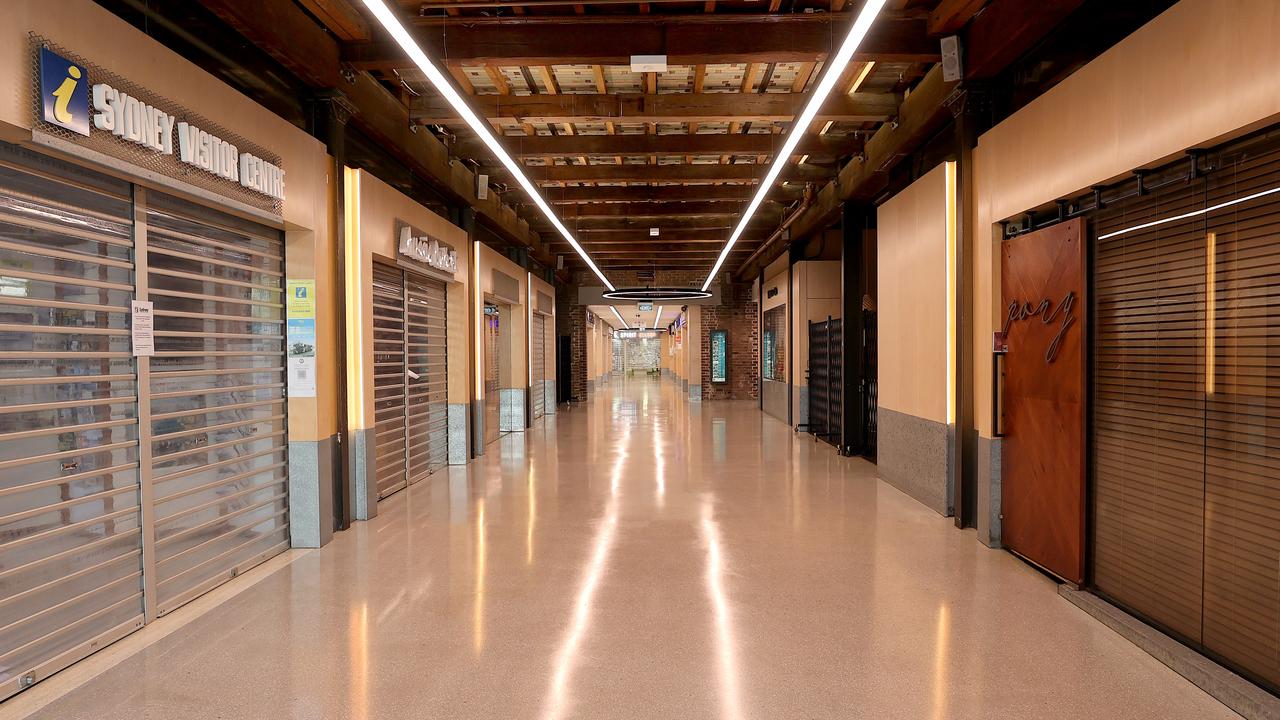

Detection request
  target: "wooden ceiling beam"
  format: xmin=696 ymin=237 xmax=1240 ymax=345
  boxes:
xmin=411 ymin=91 xmax=897 ymax=125
xmin=343 ymin=15 xmax=938 ymax=68
xmin=534 ymin=214 xmax=774 ymax=231
xmin=455 ymin=133 xmax=861 ymax=160
xmin=927 ymin=0 xmax=991 ymax=35
xmin=537 ymin=184 xmax=805 ymax=203
xmin=555 ymin=200 xmax=779 ymax=218
xmin=494 ymin=162 xmax=834 ymax=184
xmin=964 ymin=0 xmax=1087 ymax=78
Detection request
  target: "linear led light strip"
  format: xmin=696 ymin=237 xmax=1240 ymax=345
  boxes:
xmin=700 ymin=0 xmax=889 ymax=292
xmin=360 ymin=0 xmax=615 ymax=291
xmin=610 ymin=306 xmax=629 ymax=329
xmin=1097 ymin=184 xmax=1280 ymax=239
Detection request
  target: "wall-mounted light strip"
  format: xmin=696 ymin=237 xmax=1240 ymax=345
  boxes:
xmin=1206 ymin=231 xmax=1216 ymax=396
xmin=944 ymin=161 xmax=957 ymax=426
xmin=1098 ymin=184 xmax=1280 ymax=239
xmin=360 ymin=0 xmax=614 ymax=291
xmin=699 ymin=0 xmax=888 ymax=292
xmin=610 ymin=306 xmax=629 ymax=329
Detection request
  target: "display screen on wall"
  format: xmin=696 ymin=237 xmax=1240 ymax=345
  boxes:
xmin=710 ymin=329 xmax=728 ymax=383
xmin=762 ymin=331 xmax=776 ymax=379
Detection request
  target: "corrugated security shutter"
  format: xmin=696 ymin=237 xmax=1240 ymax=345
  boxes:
xmin=405 ymin=273 xmax=447 ymax=481
xmin=372 ymin=263 xmax=407 ymax=499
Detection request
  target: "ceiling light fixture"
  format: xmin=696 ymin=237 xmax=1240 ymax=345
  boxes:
xmin=360 ymin=0 xmax=615 ymax=291
xmin=611 ymin=305 xmax=629 ymax=329
xmin=654 ymin=305 xmax=664 ymax=328
xmin=698 ymin=0 xmax=888 ymax=292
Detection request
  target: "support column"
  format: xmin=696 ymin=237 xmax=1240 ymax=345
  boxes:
xmin=841 ymin=203 xmax=873 ymax=457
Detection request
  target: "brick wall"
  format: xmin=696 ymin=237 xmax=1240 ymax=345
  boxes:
xmin=555 ymin=280 xmax=588 ymax=401
xmin=701 ymin=282 xmax=759 ymax=401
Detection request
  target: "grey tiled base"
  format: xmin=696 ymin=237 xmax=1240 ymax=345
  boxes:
xmin=796 ymin=386 xmax=809 ymax=427
xmin=1060 ymin=586 xmax=1280 ymax=720
xmin=448 ymin=403 xmax=469 ymax=464
xmin=352 ymin=427 xmax=377 ymax=521
xmin=877 ymin=407 xmax=950 ymax=516
xmin=762 ymin=379 xmax=788 ymax=423
xmin=689 ymin=383 xmax=702 ymax=401
xmin=977 ymin=435 xmax=1002 ymax=548
xmin=287 ymin=436 xmax=335 ymax=548
xmin=500 ymin=387 xmax=526 ymax=432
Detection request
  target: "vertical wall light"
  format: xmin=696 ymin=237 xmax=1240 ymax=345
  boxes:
xmin=944 ymin=161 xmax=958 ymax=426
xmin=700 ymin=0 xmax=888 ymax=291
xmin=1206 ymin=231 xmax=1216 ymax=396
xmin=474 ymin=240 xmax=484 ymax=399
xmin=527 ymin=272 xmax=534 ymax=388
xmin=359 ymin=0 xmax=614 ymax=291
xmin=343 ymin=167 xmax=366 ymax=432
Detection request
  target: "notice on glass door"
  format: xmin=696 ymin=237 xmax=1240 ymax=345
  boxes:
xmin=286 ymin=279 xmax=317 ymax=397
xmin=131 ymin=300 xmax=154 ymax=357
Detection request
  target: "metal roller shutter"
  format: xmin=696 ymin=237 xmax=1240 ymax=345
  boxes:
xmin=144 ymin=192 xmax=288 ymax=615
xmin=532 ymin=313 xmax=545 ymax=419
xmin=405 ymin=273 xmax=448 ymax=481
xmin=372 ymin=264 xmax=407 ymax=499
xmin=0 ymin=147 xmax=144 ymax=699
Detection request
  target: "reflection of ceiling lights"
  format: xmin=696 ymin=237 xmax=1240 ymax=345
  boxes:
xmin=699 ymin=0 xmax=888 ymax=292
xmin=602 ymin=287 xmax=713 ymax=301
xmin=360 ymin=0 xmax=614 ymax=290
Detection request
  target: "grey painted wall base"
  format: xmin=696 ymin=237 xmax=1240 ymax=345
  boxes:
xmin=544 ymin=380 xmax=557 ymax=414
xmin=1060 ymin=586 xmax=1280 ymax=720
xmin=499 ymin=387 xmax=526 ymax=432
xmin=977 ymin=435 xmax=1002 ymax=548
xmin=471 ymin=399 xmax=485 ymax=458
xmin=287 ymin=436 xmax=335 ymax=548
xmin=762 ymin=378 xmax=788 ymax=423
xmin=448 ymin=403 xmax=469 ymax=465
xmin=689 ymin=383 xmax=702 ymax=402
xmin=877 ymin=406 xmax=951 ymax=516
xmin=351 ymin=427 xmax=377 ymax=521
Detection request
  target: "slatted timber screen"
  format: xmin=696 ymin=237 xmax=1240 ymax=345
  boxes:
xmin=1090 ymin=136 xmax=1280 ymax=691
xmin=532 ymin=313 xmax=546 ymax=419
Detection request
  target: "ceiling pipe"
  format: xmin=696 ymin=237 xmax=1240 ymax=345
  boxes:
xmin=738 ymin=186 xmax=815 ymax=274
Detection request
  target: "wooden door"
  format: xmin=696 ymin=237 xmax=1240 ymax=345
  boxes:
xmin=1000 ymin=218 xmax=1086 ymax=583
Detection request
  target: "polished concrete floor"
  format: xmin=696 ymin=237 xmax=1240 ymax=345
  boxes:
xmin=15 ymin=378 xmax=1238 ymax=719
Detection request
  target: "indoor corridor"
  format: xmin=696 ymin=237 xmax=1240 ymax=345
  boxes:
xmin=9 ymin=378 xmax=1238 ymax=720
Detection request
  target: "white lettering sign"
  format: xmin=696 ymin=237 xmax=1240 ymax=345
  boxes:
xmin=398 ymin=225 xmax=458 ymax=274
xmin=88 ymin=82 xmax=285 ymax=201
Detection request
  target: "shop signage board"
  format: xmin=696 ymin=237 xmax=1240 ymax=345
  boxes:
xmin=286 ymin=279 xmax=317 ymax=397
xmin=397 ymin=220 xmax=457 ymax=274
xmin=32 ymin=39 xmax=285 ymax=211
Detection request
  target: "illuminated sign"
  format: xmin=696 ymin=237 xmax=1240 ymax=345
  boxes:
xmin=34 ymin=45 xmax=285 ymax=202
xmin=397 ymin=222 xmax=458 ymax=274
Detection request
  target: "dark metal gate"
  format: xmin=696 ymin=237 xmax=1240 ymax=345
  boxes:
xmin=861 ymin=309 xmax=877 ymax=460
xmin=806 ymin=317 xmax=842 ymax=446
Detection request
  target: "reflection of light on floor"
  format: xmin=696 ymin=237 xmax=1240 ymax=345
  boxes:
xmin=473 ymin=499 xmax=486 ymax=656
xmin=712 ymin=418 xmax=727 ymax=464
xmin=932 ymin=605 xmax=950 ymax=720
xmin=349 ymin=603 xmax=368 ymax=720
xmin=702 ymin=503 xmax=744 ymax=720
xmin=654 ymin=421 xmax=666 ymax=503
xmin=542 ymin=429 xmax=627 ymax=720
xmin=527 ymin=465 xmax=536 ymax=565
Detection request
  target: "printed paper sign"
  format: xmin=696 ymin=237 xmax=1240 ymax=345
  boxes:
xmin=131 ymin=300 xmax=154 ymax=356
xmin=286 ymin=279 xmax=317 ymax=397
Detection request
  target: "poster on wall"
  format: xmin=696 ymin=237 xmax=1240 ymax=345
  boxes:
xmin=286 ymin=279 xmax=317 ymax=397
xmin=710 ymin=329 xmax=728 ymax=383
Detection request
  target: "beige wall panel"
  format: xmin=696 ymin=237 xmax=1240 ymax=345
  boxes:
xmin=972 ymin=0 xmax=1280 ymax=436
xmin=878 ymin=164 xmax=948 ymax=424
xmin=478 ymin=243 xmax=528 ymax=388
xmin=350 ymin=170 xmax=469 ymax=429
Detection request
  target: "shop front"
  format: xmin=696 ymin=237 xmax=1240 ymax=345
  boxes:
xmin=0 ymin=0 xmax=335 ymax=701
xmin=344 ymin=169 xmax=469 ymax=517
xmin=474 ymin=243 xmax=528 ymax=448
xmin=529 ymin=276 xmax=556 ymax=421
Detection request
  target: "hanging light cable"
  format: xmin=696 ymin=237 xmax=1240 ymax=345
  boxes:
xmin=699 ymin=0 xmax=889 ymax=292
xmin=360 ymin=0 xmax=615 ymax=291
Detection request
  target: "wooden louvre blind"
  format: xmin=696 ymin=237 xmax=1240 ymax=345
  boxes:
xmin=1091 ymin=178 xmax=1208 ymax=644
xmin=1201 ymin=144 xmax=1280 ymax=688
xmin=1091 ymin=136 xmax=1280 ymax=691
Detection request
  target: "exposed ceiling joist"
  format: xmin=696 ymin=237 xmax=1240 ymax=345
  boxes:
xmin=343 ymin=15 xmax=939 ymax=68
xmin=554 ymin=200 xmax=777 ymax=218
xmin=964 ymin=0 xmax=1087 ymax=78
xmin=494 ymin=163 xmax=834 ymax=184
xmin=538 ymin=184 xmax=806 ymax=203
xmin=411 ymin=92 xmax=897 ymax=126
xmin=455 ymin=133 xmax=862 ymax=161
